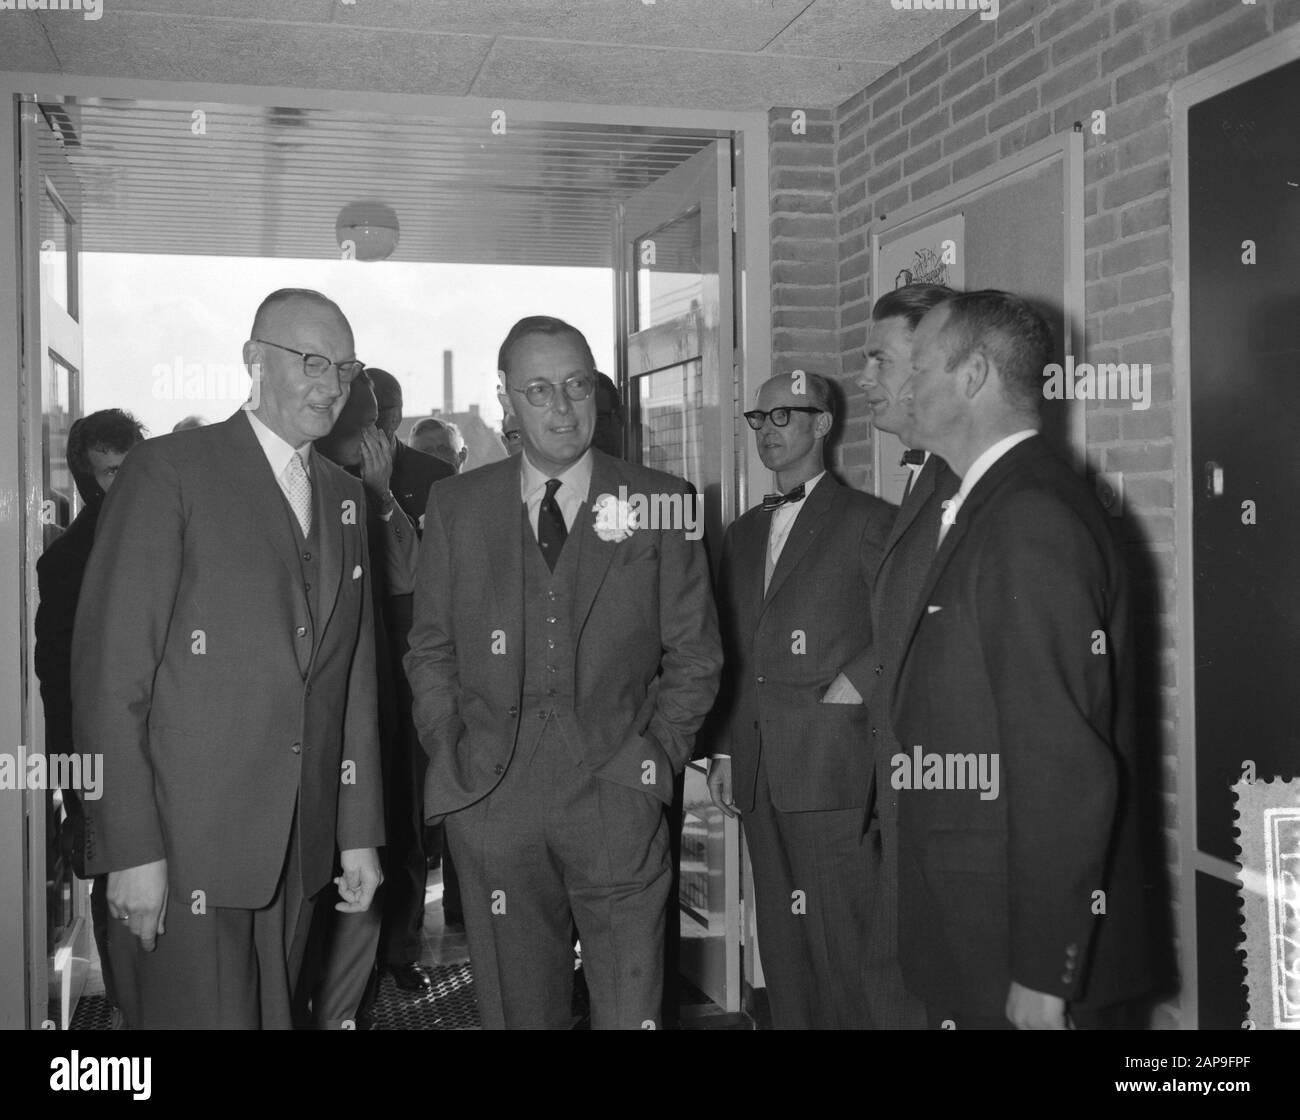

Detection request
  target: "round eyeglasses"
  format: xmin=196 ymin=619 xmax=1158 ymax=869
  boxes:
xmin=254 ymin=339 xmax=365 ymax=383
xmin=508 ymin=373 xmax=596 ymax=409
xmin=743 ymin=406 xmax=824 ymax=430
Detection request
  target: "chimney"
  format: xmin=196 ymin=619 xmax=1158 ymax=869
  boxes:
xmin=443 ymin=350 xmax=453 ymax=417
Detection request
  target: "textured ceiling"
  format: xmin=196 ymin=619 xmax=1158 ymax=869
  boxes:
xmin=2 ymin=0 xmax=973 ymax=112
xmin=36 ymin=98 xmax=718 ymax=266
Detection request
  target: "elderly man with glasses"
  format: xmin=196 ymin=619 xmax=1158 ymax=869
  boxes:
xmin=72 ymin=288 xmax=384 ymax=1029
xmin=404 ymin=315 xmax=721 ymax=1029
xmin=707 ymin=370 xmax=895 ymax=1028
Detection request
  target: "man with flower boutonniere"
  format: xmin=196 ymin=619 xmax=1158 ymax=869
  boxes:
xmin=708 ymin=370 xmax=895 ymax=1029
xmin=404 ymin=316 xmax=722 ymax=1030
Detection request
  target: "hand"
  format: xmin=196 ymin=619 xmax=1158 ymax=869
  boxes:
xmin=1005 ymin=981 xmax=1069 ymax=1029
xmin=107 ymin=859 xmax=169 ymax=951
xmin=707 ymin=756 xmax=739 ymax=819
xmin=821 ymin=672 xmax=863 ymax=704
xmin=335 ymin=847 xmax=383 ymax=913
xmin=358 ymin=427 xmax=395 ymax=501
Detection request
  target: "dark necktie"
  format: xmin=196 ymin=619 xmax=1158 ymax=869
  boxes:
xmin=537 ymin=478 xmax=567 ymax=572
xmin=899 ymin=449 xmax=925 ymax=503
xmin=760 ymin=482 xmax=806 ymax=512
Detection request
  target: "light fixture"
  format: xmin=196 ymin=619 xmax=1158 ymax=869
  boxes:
xmin=335 ymin=201 xmax=399 ymax=261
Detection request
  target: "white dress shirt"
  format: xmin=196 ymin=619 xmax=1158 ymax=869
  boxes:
xmin=767 ymin=470 xmax=826 ymax=589
xmin=520 ymin=449 xmax=594 ymax=539
xmin=245 ymin=408 xmax=313 ymax=493
xmin=938 ymin=429 xmax=1037 ymax=545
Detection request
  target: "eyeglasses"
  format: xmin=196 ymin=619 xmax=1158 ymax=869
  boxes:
xmin=254 ymin=339 xmax=365 ymax=383
xmin=508 ymin=373 xmax=596 ymax=409
xmin=743 ymin=406 xmax=824 ymax=430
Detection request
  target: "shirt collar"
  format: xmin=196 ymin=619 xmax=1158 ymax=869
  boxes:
xmin=245 ymin=408 xmax=314 ymax=479
xmin=793 ymin=470 xmax=827 ymax=503
xmin=952 ymin=429 xmax=1037 ymax=507
xmin=519 ymin=447 xmax=594 ymax=505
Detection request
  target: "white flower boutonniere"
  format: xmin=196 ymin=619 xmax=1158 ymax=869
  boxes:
xmin=592 ymin=492 xmax=640 ymax=543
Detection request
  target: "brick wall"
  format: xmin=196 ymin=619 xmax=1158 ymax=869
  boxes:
xmin=765 ymin=0 xmax=1298 ymax=1023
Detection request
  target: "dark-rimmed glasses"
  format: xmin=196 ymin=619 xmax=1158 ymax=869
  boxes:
xmin=744 ymin=406 xmax=823 ymax=430
xmin=254 ymin=339 xmax=365 ymax=383
xmin=508 ymin=373 xmax=596 ymax=409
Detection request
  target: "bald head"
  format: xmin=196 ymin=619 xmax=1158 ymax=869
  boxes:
xmin=243 ymin=288 xmax=356 ymax=448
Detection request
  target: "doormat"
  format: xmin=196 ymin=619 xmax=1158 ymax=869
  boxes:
xmin=1234 ymin=777 xmax=1300 ymax=1030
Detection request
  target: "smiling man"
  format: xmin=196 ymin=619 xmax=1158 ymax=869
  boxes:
xmin=73 ymin=288 xmax=384 ymax=1028
xmin=404 ymin=315 xmax=721 ymax=1029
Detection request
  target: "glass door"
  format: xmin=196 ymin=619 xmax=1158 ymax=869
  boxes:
xmin=615 ymin=140 xmax=741 ymax=1014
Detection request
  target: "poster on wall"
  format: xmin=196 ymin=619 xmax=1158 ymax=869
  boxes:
xmin=873 ymin=213 xmax=965 ymax=507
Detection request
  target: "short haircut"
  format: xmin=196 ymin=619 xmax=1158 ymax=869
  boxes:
xmin=412 ymin=416 xmax=461 ymax=443
xmin=365 ymin=367 xmax=402 ymax=410
xmin=871 ymin=282 xmax=958 ymax=330
xmin=497 ymin=316 xmax=595 ymax=380
xmin=67 ymin=408 xmax=145 ymax=484
xmin=595 ymin=371 xmax=622 ymax=415
xmin=934 ymin=289 xmax=1053 ymax=414
xmin=250 ymin=288 xmax=345 ymax=338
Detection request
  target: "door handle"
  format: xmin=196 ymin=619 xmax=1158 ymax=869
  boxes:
xmin=1204 ymin=461 xmax=1224 ymax=499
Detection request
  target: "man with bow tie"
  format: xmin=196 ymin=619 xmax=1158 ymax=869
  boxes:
xmin=404 ymin=316 xmax=721 ymax=1029
xmin=855 ymin=282 xmax=957 ymax=1029
xmin=708 ymin=371 xmax=894 ymax=1028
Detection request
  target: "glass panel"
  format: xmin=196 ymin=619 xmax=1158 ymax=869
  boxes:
xmin=40 ymin=185 xmax=75 ymax=318
xmin=634 ymin=208 xmax=702 ymax=332
xmin=633 ymin=359 xmax=703 ymax=486
xmin=43 ymin=352 xmax=75 ymax=539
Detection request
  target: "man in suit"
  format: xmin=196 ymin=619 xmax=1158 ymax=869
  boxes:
xmin=72 ymin=288 xmax=384 ymax=1029
xmin=855 ymin=283 xmax=957 ymax=1030
xmin=707 ymin=371 xmax=894 ymax=1028
xmin=35 ymin=408 xmax=145 ymax=1027
xmin=893 ymin=289 xmax=1158 ymax=1028
xmin=368 ymin=367 xmax=456 ymax=528
xmin=405 ymin=315 xmax=722 ymax=1029
xmin=411 ymin=417 xmax=468 ymax=473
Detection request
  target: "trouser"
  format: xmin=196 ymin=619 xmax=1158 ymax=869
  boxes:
xmin=742 ymin=756 xmax=876 ymax=1029
xmin=108 ymin=809 xmax=313 ymax=1030
xmin=447 ymin=715 xmax=671 ymax=1030
xmin=89 ymin=873 xmax=118 ymax=1008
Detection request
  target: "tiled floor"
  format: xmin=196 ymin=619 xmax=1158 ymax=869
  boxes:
xmin=70 ymin=866 xmax=749 ymax=1030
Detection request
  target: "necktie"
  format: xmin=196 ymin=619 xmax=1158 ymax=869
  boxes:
xmin=760 ymin=482 xmax=806 ymax=512
xmin=284 ymin=451 xmax=312 ymax=537
xmin=538 ymin=478 xmax=567 ymax=572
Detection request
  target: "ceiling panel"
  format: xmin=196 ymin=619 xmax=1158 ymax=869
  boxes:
xmin=45 ymin=99 xmax=718 ymax=268
xmin=768 ymin=0 xmax=974 ymax=58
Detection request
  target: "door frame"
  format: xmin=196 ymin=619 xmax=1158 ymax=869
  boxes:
xmin=0 ymin=74 xmax=771 ymax=1028
xmin=1169 ymin=23 xmax=1300 ymax=1032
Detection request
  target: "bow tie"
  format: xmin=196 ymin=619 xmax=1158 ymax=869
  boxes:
xmin=761 ymin=483 xmax=806 ymax=512
xmin=900 ymin=449 xmax=926 ymax=466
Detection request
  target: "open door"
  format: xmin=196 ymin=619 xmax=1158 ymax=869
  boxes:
xmin=18 ymin=95 xmax=89 ymax=1029
xmin=614 ymin=139 xmax=741 ymax=1015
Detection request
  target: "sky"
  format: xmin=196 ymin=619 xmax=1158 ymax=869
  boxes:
xmin=81 ymin=253 xmax=615 ymax=437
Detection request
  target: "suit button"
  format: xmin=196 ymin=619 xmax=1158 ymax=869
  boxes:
xmin=870 ymin=728 xmax=878 ymax=737
xmin=291 ymin=742 xmax=301 ymax=754
xmin=304 ymin=582 xmax=312 ymax=592
xmin=296 ymin=626 xmax=307 ymax=637
xmin=874 ymin=664 xmax=883 ymax=675
xmin=757 ymin=676 xmax=765 ymax=684
xmin=494 ymin=764 xmax=504 ymax=775
xmin=547 ymin=591 xmax=557 ymax=601
xmin=546 ymin=664 xmax=556 ymax=673
xmin=508 ymin=706 xmax=519 ymax=716
xmin=1060 ymin=972 xmax=1073 ymax=984
xmin=305 ymin=684 xmax=312 ymax=695
xmin=546 ymin=615 xmax=558 ymax=624
xmin=302 ymin=552 xmax=312 ymax=562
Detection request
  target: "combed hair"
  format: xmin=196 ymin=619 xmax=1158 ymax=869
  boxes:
xmin=497 ymin=316 xmax=595 ymax=378
xmin=412 ymin=416 xmax=461 ymax=441
xmin=250 ymin=288 xmax=345 ymax=337
xmin=871 ymin=282 xmax=958 ymax=330
xmin=936 ymin=289 xmax=1053 ymax=414
xmin=67 ymin=408 xmax=145 ymax=484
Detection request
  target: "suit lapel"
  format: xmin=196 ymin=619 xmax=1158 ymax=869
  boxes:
xmin=309 ymin=450 xmax=344 ymax=656
xmin=573 ymin=451 xmax=621 ymax=639
xmin=482 ymin=458 xmax=525 ymax=677
xmin=761 ymin=475 xmax=838 ymax=612
xmin=882 ymin=455 xmax=940 ymax=564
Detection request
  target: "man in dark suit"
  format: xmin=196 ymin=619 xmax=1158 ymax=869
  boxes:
xmin=855 ymin=283 xmax=956 ymax=1030
xmin=893 ymin=289 xmax=1158 ymax=1028
xmin=405 ymin=315 xmax=722 ymax=1029
xmin=707 ymin=371 xmax=894 ymax=1028
xmin=35 ymin=408 xmax=145 ymax=1027
xmin=72 ymin=288 xmax=384 ymax=1029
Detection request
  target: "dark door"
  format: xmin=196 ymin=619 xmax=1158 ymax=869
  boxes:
xmin=1189 ymin=56 xmax=1300 ymax=1028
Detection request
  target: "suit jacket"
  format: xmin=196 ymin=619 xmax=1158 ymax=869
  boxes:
xmin=891 ymin=435 xmax=1157 ymax=1016
xmin=404 ymin=449 xmax=723 ymax=816
xmin=34 ymin=499 xmax=102 ymax=877
xmin=72 ymin=410 xmax=385 ymax=909
xmin=714 ymin=474 xmax=894 ymax=812
xmin=390 ymin=440 xmax=454 ymax=534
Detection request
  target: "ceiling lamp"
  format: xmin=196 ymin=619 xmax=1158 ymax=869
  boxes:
xmin=335 ymin=201 xmax=399 ymax=261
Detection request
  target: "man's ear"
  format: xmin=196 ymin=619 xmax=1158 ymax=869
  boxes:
xmin=960 ymin=350 xmax=990 ymax=400
xmin=814 ymin=410 xmax=834 ymax=440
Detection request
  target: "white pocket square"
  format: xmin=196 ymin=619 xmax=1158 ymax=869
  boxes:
xmin=352 ymin=565 xmax=363 ymax=579
xmin=926 ymin=604 xmax=942 ymax=614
